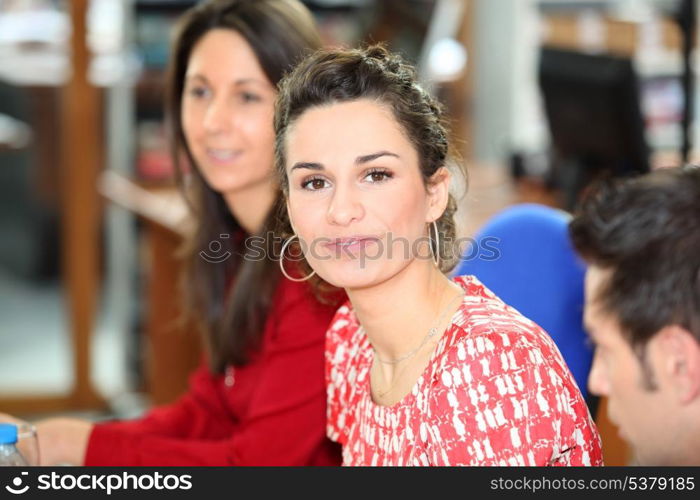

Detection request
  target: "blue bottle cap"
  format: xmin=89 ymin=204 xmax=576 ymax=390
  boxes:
xmin=0 ymin=423 xmax=18 ymax=444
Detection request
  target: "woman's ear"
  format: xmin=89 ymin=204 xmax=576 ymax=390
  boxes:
xmin=286 ymin=199 xmax=296 ymax=234
xmin=426 ymin=167 xmax=451 ymax=222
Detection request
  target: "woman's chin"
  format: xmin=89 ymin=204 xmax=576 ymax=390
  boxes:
xmin=205 ymin=179 xmax=247 ymax=195
xmin=204 ymin=172 xmax=273 ymax=196
xmin=312 ymin=261 xmax=390 ymax=290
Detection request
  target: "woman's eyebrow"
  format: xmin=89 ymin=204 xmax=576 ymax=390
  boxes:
xmin=291 ymin=162 xmax=324 ymax=172
xmin=290 ymin=151 xmax=399 ymax=172
xmin=355 ymin=151 xmax=399 ymax=165
xmin=184 ymin=73 xmax=207 ymax=84
xmin=184 ymin=75 xmax=271 ymax=89
xmin=233 ymin=78 xmax=271 ymax=88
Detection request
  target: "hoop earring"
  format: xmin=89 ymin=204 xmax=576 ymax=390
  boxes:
xmin=279 ymin=235 xmax=316 ymax=282
xmin=430 ymin=221 xmax=440 ymax=267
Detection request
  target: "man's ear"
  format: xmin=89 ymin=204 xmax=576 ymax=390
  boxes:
xmin=426 ymin=167 xmax=451 ymax=223
xmin=657 ymin=325 xmax=700 ymax=404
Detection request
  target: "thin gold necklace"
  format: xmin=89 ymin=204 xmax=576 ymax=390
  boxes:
xmin=371 ymin=289 xmax=464 ymax=400
xmin=372 ymin=289 xmax=464 ymax=365
xmin=375 ymin=354 xmax=415 ymax=400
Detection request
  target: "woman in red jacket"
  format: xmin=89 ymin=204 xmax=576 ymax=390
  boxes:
xmin=19 ymin=0 xmax=342 ymax=465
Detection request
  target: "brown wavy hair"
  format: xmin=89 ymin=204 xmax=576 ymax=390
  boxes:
xmin=569 ymin=165 xmax=700 ymax=387
xmin=166 ymin=0 xmax=322 ymax=372
xmin=273 ymin=44 xmax=467 ymax=277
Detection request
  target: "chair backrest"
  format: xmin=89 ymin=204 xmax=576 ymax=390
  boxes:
xmin=453 ymin=203 xmax=593 ymax=398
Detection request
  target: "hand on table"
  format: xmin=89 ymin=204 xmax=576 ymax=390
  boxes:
xmin=1 ymin=413 xmax=93 ymax=465
xmin=34 ymin=418 xmax=93 ymax=465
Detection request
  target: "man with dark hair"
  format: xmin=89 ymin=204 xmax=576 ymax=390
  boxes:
xmin=569 ymin=165 xmax=700 ymax=465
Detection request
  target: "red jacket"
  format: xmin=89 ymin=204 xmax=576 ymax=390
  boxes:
xmin=84 ymin=278 xmax=342 ymax=466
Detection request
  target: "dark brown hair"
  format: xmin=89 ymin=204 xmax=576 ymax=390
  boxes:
xmin=570 ymin=166 xmax=700 ymax=377
xmin=273 ymin=44 xmax=466 ymax=276
xmin=166 ymin=0 xmax=322 ymax=372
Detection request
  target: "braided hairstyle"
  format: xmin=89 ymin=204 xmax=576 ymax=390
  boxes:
xmin=274 ymin=44 xmax=466 ymax=275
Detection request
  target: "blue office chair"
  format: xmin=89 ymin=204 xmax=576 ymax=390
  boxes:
xmin=453 ymin=203 xmax=594 ymax=400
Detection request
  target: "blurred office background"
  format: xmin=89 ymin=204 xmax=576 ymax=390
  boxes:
xmin=0 ymin=0 xmax=697 ymax=464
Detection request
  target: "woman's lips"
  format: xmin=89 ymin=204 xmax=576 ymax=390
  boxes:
xmin=206 ymin=148 xmax=242 ymax=164
xmin=323 ymin=236 xmax=381 ymax=256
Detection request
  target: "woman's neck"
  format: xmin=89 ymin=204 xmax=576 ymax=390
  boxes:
xmin=222 ymin=176 xmax=277 ymax=235
xmin=347 ymin=258 xmax=462 ymax=362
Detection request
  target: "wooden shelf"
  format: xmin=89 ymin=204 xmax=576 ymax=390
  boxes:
xmin=541 ymin=14 xmax=685 ymax=56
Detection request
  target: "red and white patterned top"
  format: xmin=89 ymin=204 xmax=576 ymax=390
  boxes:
xmin=326 ymin=275 xmax=603 ymax=466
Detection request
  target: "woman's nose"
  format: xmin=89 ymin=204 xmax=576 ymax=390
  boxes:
xmin=326 ymin=184 xmax=364 ymax=226
xmin=203 ymin=97 xmax=232 ymax=135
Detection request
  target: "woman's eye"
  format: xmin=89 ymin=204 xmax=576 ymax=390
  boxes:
xmin=187 ymin=86 xmax=210 ymax=99
xmin=241 ymin=92 xmax=261 ymax=103
xmin=364 ymin=169 xmax=393 ymax=183
xmin=301 ymin=177 xmax=329 ymax=191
